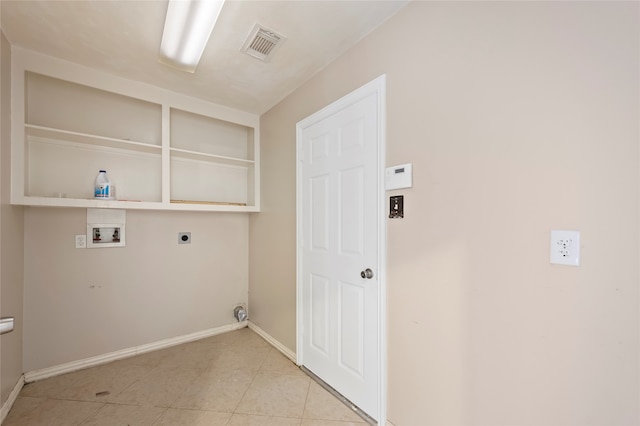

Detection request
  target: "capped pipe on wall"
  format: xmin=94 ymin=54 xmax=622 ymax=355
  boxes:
xmin=234 ymin=305 xmax=247 ymax=322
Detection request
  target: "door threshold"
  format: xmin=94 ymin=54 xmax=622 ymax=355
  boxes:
xmin=301 ymin=366 xmax=377 ymax=425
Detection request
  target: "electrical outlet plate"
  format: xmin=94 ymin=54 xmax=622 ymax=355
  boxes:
xmin=389 ymin=195 xmax=404 ymax=218
xmin=75 ymin=234 xmax=86 ymax=249
xmin=550 ymin=230 xmax=580 ymax=266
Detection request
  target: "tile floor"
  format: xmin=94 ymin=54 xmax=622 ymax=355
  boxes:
xmin=3 ymin=328 xmax=367 ymax=426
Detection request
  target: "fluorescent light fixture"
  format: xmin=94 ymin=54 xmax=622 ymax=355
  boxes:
xmin=160 ymin=0 xmax=225 ymax=73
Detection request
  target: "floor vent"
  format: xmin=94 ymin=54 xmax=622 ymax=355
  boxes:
xmin=242 ymin=24 xmax=285 ymax=62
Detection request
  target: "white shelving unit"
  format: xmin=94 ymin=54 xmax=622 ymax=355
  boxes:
xmin=11 ymin=48 xmax=260 ymax=212
xmin=169 ymin=108 xmax=256 ymax=207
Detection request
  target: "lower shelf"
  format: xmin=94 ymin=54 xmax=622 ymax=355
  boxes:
xmin=12 ymin=196 xmax=258 ymax=212
xmin=170 ymin=200 xmax=247 ymax=207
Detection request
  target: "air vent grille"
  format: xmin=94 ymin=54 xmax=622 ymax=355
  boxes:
xmin=242 ymin=25 xmax=285 ymax=62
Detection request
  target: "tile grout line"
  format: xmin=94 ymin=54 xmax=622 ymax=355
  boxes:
xmin=72 ymin=400 xmax=104 ymax=426
xmin=299 ymin=374 xmax=313 ymax=425
xmin=227 ymin=345 xmax=272 ymax=420
xmin=149 ymin=407 xmax=170 ymax=426
xmin=160 ymin=356 xmax=211 ymax=416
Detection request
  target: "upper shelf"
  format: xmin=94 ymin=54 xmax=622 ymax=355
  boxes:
xmin=26 ymin=124 xmax=162 ymax=155
xmin=169 ymin=147 xmax=255 ymax=167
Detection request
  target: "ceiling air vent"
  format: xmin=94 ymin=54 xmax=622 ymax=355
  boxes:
xmin=242 ymin=24 xmax=285 ymax=62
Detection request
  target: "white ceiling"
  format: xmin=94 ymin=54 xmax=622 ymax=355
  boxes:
xmin=1 ymin=0 xmax=408 ymax=115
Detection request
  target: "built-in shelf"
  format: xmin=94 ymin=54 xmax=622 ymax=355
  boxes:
xmin=11 ymin=49 xmax=260 ymax=212
xmin=26 ymin=124 xmax=162 ymax=155
xmin=20 ymin=195 xmax=256 ymax=212
xmin=169 ymin=147 xmax=254 ymax=167
xmin=170 ymin=200 xmax=247 ymax=207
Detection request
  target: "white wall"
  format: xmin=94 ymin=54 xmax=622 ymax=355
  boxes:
xmin=250 ymin=2 xmax=640 ymax=424
xmin=23 ymin=208 xmax=248 ymax=371
xmin=0 ymin=29 xmax=24 ymax=407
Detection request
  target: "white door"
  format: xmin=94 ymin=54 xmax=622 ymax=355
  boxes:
xmin=297 ymin=76 xmax=386 ymax=422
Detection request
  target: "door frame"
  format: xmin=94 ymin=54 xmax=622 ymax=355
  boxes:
xmin=295 ymin=75 xmax=387 ymax=423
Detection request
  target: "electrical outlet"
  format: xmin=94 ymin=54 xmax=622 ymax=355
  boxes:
xmin=75 ymin=234 xmax=86 ymax=249
xmin=178 ymin=232 xmax=191 ymax=244
xmin=550 ymin=230 xmax=580 ymax=266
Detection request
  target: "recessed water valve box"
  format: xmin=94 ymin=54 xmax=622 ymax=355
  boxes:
xmin=87 ymin=224 xmax=125 ymax=248
xmin=86 ymin=209 xmax=126 ymax=248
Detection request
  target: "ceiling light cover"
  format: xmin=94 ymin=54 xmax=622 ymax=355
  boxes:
xmin=160 ymin=0 xmax=225 ymax=73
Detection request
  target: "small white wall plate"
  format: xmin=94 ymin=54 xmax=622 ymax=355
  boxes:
xmin=385 ymin=163 xmax=412 ymax=190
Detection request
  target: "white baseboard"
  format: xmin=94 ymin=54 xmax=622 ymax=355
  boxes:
xmin=247 ymin=320 xmax=296 ymax=362
xmin=1 ymin=374 xmax=24 ymax=424
xmin=24 ymin=321 xmax=248 ymax=383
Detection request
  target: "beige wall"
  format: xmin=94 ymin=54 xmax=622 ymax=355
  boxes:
xmin=0 ymin=31 xmax=24 ymax=404
xmin=24 ymin=208 xmax=248 ymax=371
xmin=1 ymin=29 xmax=24 ymax=405
xmin=250 ymin=2 xmax=639 ymax=425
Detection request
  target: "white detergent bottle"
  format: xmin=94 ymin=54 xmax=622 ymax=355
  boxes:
xmin=94 ymin=170 xmax=112 ymax=199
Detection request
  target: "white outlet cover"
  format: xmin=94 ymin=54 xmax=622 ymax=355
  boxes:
xmin=550 ymin=230 xmax=580 ymax=266
xmin=75 ymin=234 xmax=87 ymax=249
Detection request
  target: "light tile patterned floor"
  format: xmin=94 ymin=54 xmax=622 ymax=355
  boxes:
xmin=4 ymin=328 xmax=366 ymax=426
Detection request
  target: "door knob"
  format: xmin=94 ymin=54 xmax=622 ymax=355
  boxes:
xmin=360 ymin=268 xmax=374 ymax=279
